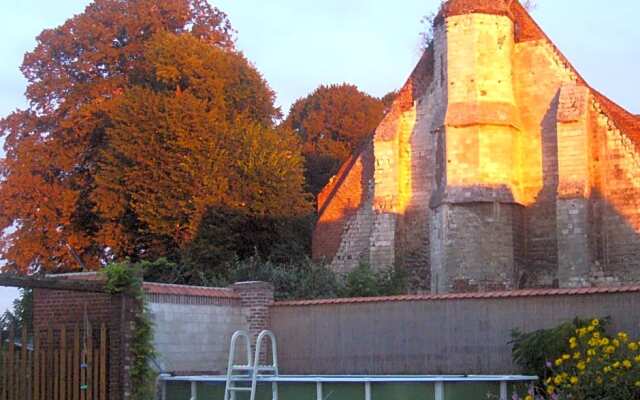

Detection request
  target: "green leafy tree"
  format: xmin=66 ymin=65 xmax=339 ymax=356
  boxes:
xmin=0 ymin=289 xmax=33 ymax=333
xmin=283 ymin=84 xmax=386 ymax=196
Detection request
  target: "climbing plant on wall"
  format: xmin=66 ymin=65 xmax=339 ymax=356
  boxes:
xmin=103 ymin=262 xmax=156 ymax=400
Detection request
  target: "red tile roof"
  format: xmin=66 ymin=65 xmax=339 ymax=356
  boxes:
xmin=273 ymin=285 xmax=640 ymax=307
xmin=592 ymin=90 xmax=640 ymax=147
xmin=143 ymin=282 xmax=240 ymax=299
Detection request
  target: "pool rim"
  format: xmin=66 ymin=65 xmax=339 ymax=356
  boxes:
xmin=160 ymin=374 xmax=539 ymax=383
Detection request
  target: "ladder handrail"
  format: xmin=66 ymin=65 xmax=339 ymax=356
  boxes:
xmin=254 ymin=330 xmax=278 ymax=371
xmin=224 ymin=330 xmax=253 ymax=400
xmin=252 ymin=330 xmax=279 ymax=400
xmin=224 ymin=329 xmax=279 ymax=400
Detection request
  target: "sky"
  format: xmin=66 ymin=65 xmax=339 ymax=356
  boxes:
xmin=0 ymin=0 xmax=638 ymax=313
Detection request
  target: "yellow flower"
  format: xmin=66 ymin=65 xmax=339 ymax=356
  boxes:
xmin=635 ymin=381 xmax=640 ymax=388
xmin=524 ymin=396 xmax=533 ymax=400
xmin=573 ymin=351 xmax=581 ymax=359
xmin=612 ymin=339 xmax=620 ymax=347
xmin=570 ymin=376 xmax=579 ymax=385
xmin=601 ymin=337 xmax=610 ymax=346
xmin=603 ymin=366 xmax=612 ymax=373
xmin=577 ymin=361 xmax=586 ymax=370
xmin=591 ymin=319 xmax=600 ymax=327
xmin=629 ymin=342 xmax=638 ymax=351
xmin=555 ymin=358 xmax=563 ymax=367
xmin=588 ymin=326 xmax=595 ymax=333
xmin=592 ymin=331 xmax=600 ymax=338
xmin=613 ymin=361 xmax=621 ymax=369
xmin=605 ymin=346 xmax=616 ymax=354
xmin=617 ymin=332 xmax=629 ymax=342
xmin=587 ymin=348 xmax=597 ymax=356
xmin=562 ymin=354 xmax=570 ymax=360
xmin=554 ymin=375 xmax=564 ymax=385
xmin=623 ymin=359 xmax=632 ymax=369
xmin=547 ymin=385 xmax=556 ymax=394
xmin=634 ymin=355 xmax=640 ymax=363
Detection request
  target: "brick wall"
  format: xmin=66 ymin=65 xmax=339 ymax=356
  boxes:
xmin=232 ymin=281 xmax=275 ymax=363
xmin=32 ymin=285 xmax=137 ymax=400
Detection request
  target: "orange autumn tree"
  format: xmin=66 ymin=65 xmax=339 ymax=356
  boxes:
xmin=0 ymin=0 xmax=310 ymax=274
xmin=282 ymin=84 xmax=387 ymax=196
xmin=95 ymin=33 xmax=310 ymax=274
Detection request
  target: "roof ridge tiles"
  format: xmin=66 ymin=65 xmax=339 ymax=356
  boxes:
xmin=273 ymin=286 xmax=640 ymax=307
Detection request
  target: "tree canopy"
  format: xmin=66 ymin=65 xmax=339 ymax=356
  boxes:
xmin=282 ymin=84 xmax=387 ymax=196
xmin=0 ymin=0 xmax=310 ymax=274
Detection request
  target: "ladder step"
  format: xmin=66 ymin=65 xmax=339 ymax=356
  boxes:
xmin=232 ymin=365 xmax=253 ymax=370
xmin=256 ymin=366 xmax=276 ymax=371
xmin=228 ymin=387 xmax=252 ymax=392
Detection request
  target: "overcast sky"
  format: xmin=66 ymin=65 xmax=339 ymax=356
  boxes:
xmin=1 ymin=0 xmax=639 ymax=313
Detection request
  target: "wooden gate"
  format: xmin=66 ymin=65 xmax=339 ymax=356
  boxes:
xmin=0 ymin=323 xmax=109 ymax=400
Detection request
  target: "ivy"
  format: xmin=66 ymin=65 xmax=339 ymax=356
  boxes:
xmin=102 ymin=262 xmax=156 ymax=400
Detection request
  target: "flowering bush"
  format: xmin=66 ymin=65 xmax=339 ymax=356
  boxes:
xmin=544 ymin=319 xmax=640 ymax=399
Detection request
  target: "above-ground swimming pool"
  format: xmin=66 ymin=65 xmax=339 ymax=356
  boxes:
xmin=159 ymin=374 xmax=538 ymax=400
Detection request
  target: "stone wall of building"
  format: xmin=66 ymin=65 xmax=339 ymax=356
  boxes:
xmin=312 ymin=0 xmax=640 ymax=293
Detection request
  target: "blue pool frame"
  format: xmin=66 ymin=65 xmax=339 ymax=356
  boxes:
xmin=159 ymin=374 xmax=538 ymax=400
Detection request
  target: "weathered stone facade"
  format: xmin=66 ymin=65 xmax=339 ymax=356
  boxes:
xmin=312 ymin=0 xmax=640 ymax=293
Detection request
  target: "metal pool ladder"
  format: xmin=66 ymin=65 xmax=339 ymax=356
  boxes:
xmin=224 ymin=330 xmax=279 ymax=400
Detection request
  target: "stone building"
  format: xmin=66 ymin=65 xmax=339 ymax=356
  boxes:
xmin=312 ymin=0 xmax=640 ymax=293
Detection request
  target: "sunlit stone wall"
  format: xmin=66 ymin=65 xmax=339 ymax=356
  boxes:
xmin=313 ymin=0 xmax=640 ymax=293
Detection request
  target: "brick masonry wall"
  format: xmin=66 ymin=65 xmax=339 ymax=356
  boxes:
xmin=32 ymin=288 xmax=136 ymax=400
xmin=232 ymin=282 xmax=275 ymax=364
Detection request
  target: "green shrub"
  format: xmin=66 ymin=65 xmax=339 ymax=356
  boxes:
xmin=339 ymin=262 xmax=407 ymax=298
xmin=546 ymin=319 xmax=640 ymax=399
xmin=225 ymin=257 xmax=407 ymax=300
xmin=227 ymin=256 xmax=341 ymax=300
xmin=511 ymin=317 xmax=609 ymax=381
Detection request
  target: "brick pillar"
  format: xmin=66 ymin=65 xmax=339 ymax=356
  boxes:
xmin=232 ymin=281 xmax=274 ymax=362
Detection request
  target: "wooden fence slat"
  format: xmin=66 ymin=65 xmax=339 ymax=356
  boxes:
xmin=27 ymin=351 xmax=32 ymax=400
xmin=87 ymin=323 xmax=93 ymax=400
xmin=74 ymin=324 xmax=80 ymax=400
xmin=21 ymin=327 xmax=27 ymax=400
xmin=0 ymin=328 xmax=5 ymax=400
xmin=68 ymin=349 xmax=73 ymax=399
xmin=100 ymin=324 xmax=106 ymax=400
xmin=53 ymin=350 xmax=59 ymax=400
xmin=8 ymin=325 xmax=14 ymax=400
xmin=47 ymin=327 xmax=53 ymax=400
xmin=60 ymin=327 xmax=66 ymax=400
xmin=93 ymin=347 xmax=99 ymax=400
xmin=1 ymin=329 xmax=6 ymax=400
xmin=40 ymin=330 xmax=46 ymax=400
xmin=33 ymin=330 xmax=39 ymax=400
